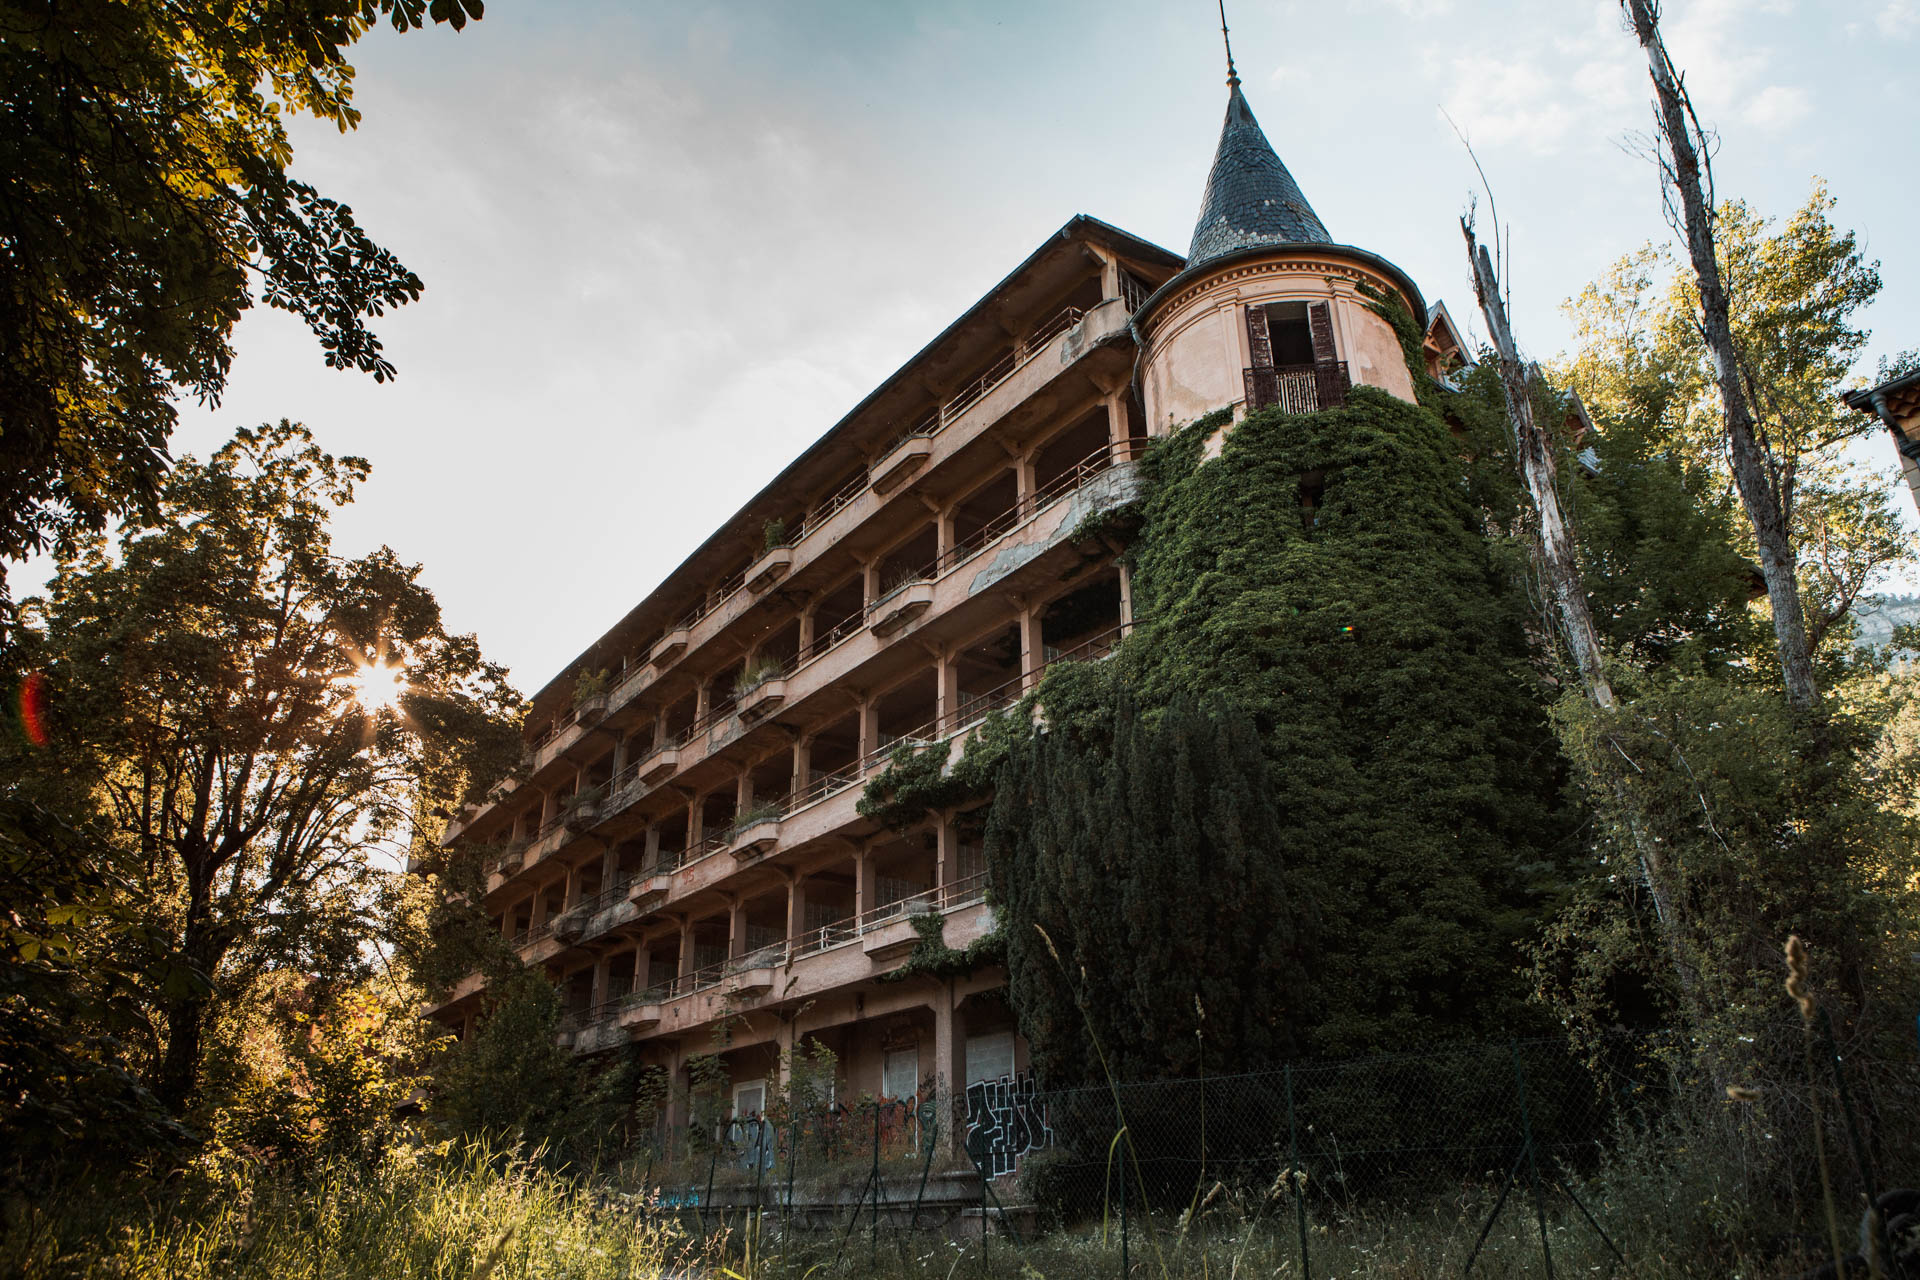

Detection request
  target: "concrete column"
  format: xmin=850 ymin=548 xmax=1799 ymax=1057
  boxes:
xmin=935 ymin=647 xmax=958 ymax=731
xmin=932 ymin=982 xmax=965 ymax=1154
xmin=797 ymin=604 xmax=817 ymax=654
xmin=611 ymin=733 xmax=627 ymax=779
xmin=1118 ymin=561 xmax=1134 ymax=628
xmin=688 ymin=794 xmax=705 ymax=848
xmin=936 ymin=816 xmax=957 ymax=891
xmin=652 ymin=715 xmax=668 ymax=750
xmin=792 ymin=735 xmax=813 ymax=794
xmin=1018 ymin=602 xmax=1041 ymax=691
xmin=1093 ymin=245 xmax=1121 ymax=299
xmin=1015 ymin=450 xmax=1038 ymax=505
xmin=677 ymin=919 xmax=696 ymax=980
xmin=854 ymin=845 xmax=877 ymax=921
xmin=861 ymin=557 xmax=880 ymax=608
xmin=1104 ymin=391 xmax=1129 ymax=456
xmin=529 ymin=884 xmax=551 ymax=929
xmin=736 ymin=770 xmax=753 ymax=813
xmin=644 ymin=823 xmax=662 ymax=870
xmin=563 ymin=863 xmax=582 ymax=910
xmin=694 ymin=679 xmax=711 ymax=723
xmin=633 ymin=946 xmax=652 ymax=996
xmin=935 ymin=503 xmax=956 ymax=562
xmin=728 ymin=896 xmax=747 ymax=961
xmin=591 ymin=954 xmax=611 ymax=1007
xmin=857 ymin=696 xmax=877 ymax=761
xmin=775 ymin=1018 xmax=797 ymax=1095
xmin=786 ymin=874 xmax=808 ymax=939
xmin=600 ymin=842 xmax=621 ymax=887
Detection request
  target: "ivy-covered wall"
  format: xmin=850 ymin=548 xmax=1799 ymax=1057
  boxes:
xmin=862 ymin=369 xmax=1581 ymax=1083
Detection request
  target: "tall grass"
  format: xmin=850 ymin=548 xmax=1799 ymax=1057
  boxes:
xmin=1 ymin=1141 xmax=694 ymax=1280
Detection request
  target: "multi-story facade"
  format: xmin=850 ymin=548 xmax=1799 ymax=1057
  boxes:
xmin=1844 ymin=363 xmax=1920 ymax=516
xmin=425 ymin=73 xmax=1463 ymax=1141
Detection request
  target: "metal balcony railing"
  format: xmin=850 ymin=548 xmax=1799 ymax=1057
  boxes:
xmin=1244 ymin=361 xmax=1351 ymax=414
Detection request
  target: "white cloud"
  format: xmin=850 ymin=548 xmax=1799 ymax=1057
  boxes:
xmin=1877 ymin=0 xmax=1920 ymax=36
xmin=1741 ymin=84 xmax=1812 ymax=128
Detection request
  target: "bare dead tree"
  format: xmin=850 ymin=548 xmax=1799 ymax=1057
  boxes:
xmin=1621 ymin=0 xmax=1820 ymax=715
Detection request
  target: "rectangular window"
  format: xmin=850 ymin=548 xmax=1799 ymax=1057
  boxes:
xmin=883 ymin=1047 xmax=921 ymax=1101
xmin=734 ymin=1080 xmax=766 ymax=1117
xmin=966 ymin=1031 xmax=1016 ymax=1086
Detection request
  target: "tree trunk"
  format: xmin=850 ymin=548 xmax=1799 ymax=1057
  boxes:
xmin=1461 ymin=218 xmax=1692 ymax=986
xmin=156 ymin=994 xmax=208 ymax=1113
xmin=1462 ymin=228 xmax=1613 ymax=710
xmin=1622 ymin=0 xmax=1820 ymax=715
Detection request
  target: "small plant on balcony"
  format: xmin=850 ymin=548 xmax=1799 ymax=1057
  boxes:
xmin=728 ymin=802 xmax=784 ymax=835
xmin=761 ymin=517 xmax=790 ymax=552
xmin=878 ymin=562 xmax=928 ymax=599
xmin=570 ymin=668 xmax=609 ymax=706
xmin=732 ymin=656 xmax=786 ymax=699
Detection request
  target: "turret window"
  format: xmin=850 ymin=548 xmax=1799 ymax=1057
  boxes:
xmin=1244 ymin=300 xmax=1350 ymax=413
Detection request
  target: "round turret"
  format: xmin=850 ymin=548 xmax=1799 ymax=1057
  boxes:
xmin=1138 ymin=84 xmax=1427 ymax=430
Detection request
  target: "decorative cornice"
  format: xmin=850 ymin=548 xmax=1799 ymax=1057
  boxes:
xmin=1146 ymin=255 xmax=1404 ymax=336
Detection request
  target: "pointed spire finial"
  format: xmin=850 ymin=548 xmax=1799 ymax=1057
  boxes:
xmin=1218 ymin=0 xmax=1239 ymax=87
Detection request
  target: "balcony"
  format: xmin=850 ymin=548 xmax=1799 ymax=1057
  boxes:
xmin=649 ymin=627 xmax=690 ymax=667
xmin=615 ymin=986 xmax=667 ymax=1033
xmin=867 ymin=579 xmax=934 ymax=637
xmin=735 ymin=673 xmax=789 ymax=722
xmin=627 ymin=871 xmax=673 ymax=911
xmin=1244 ymin=361 xmax=1351 ymax=414
xmin=728 ymin=807 xmax=784 ymax=862
xmin=870 ymin=430 xmax=936 ymax=495
xmin=745 ymin=545 xmax=793 ymax=593
xmin=638 ymin=745 xmax=680 ymax=785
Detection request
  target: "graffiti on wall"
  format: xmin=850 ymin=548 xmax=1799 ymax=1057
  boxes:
xmin=964 ymin=1071 xmax=1053 ymax=1178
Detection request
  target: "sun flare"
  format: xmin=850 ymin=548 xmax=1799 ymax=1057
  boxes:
xmin=346 ymin=660 xmax=408 ymax=713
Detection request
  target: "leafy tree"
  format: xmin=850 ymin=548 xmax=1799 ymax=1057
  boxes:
xmin=10 ymin=420 xmax=518 ymax=1115
xmin=0 ymin=0 xmax=482 ymax=587
xmin=1559 ymin=184 xmax=1906 ymax=663
xmin=431 ymin=969 xmax=641 ymax=1167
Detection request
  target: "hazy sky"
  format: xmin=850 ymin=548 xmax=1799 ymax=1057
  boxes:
xmin=65 ymin=0 xmax=1920 ymax=694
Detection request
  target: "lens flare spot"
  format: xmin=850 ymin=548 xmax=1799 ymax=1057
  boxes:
xmin=19 ymin=671 xmax=49 ymax=746
xmin=346 ymin=660 xmax=408 ymax=713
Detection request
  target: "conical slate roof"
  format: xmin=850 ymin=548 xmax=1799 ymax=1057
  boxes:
xmin=1187 ymin=82 xmax=1331 ymax=266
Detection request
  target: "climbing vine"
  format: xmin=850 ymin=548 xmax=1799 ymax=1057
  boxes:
xmin=876 ymin=912 xmax=1007 ymax=985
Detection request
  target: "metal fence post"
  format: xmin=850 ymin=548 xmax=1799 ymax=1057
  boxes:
xmin=1510 ymin=1040 xmax=1555 ymax=1280
xmin=1286 ymin=1063 xmax=1311 ymax=1280
xmin=870 ymin=1099 xmax=882 ymax=1272
xmin=1119 ymin=1134 xmax=1129 ymax=1280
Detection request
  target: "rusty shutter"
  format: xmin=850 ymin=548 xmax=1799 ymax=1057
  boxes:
xmin=1245 ymin=304 xmax=1274 ymax=370
xmin=1307 ymin=302 xmax=1338 ymax=364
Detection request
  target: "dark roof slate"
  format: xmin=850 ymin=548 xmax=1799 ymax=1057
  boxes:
xmin=1187 ymin=82 xmax=1331 ymax=266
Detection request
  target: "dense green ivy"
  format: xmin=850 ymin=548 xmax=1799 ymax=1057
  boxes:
xmin=875 ymin=913 xmax=1007 ymax=985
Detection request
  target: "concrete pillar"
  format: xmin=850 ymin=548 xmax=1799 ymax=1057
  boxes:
xmin=694 ymin=679 xmax=711 ymax=723
xmin=1017 ymin=601 xmax=1041 ymax=691
xmin=644 ymin=823 xmax=662 ymax=871
xmin=678 ymin=919 xmax=696 ymax=980
xmin=933 ymin=983 xmax=965 ymax=1154
xmin=935 ymin=503 xmax=956 ymax=563
xmin=728 ymin=896 xmax=747 ymax=961
xmin=1118 ymin=561 xmax=1134 ymax=629
xmin=792 ymin=735 xmax=813 ymax=794
xmin=776 ymin=1018 xmax=797 ymax=1096
xmin=862 ymin=557 xmax=880 ymax=608
xmin=1104 ymin=390 xmax=1129 ymax=456
xmin=529 ymin=884 xmax=551 ymax=929
xmin=854 ymin=845 xmax=877 ymax=921
xmin=936 ymin=816 xmax=957 ymax=892
xmin=797 ymin=604 xmax=816 ymax=655
xmin=1015 ymin=449 xmax=1038 ymax=506
xmin=633 ymin=946 xmax=651 ymax=996
xmin=786 ymin=874 xmax=807 ymax=939
xmin=736 ymin=770 xmax=753 ymax=813
xmin=688 ymin=794 xmax=705 ymax=849
xmin=857 ymin=696 xmax=877 ymax=762
xmin=591 ymin=954 xmax=610 ymax=1007
xmin=652 ymin=715 xmax=668 ymax=750
xmin=1093 ymin=245 xmax=1121 ymax=300
xmin=600 ymin=842 xmax=621 ymax=887
xmin=935 ymin=647 xmax=958 ymax=732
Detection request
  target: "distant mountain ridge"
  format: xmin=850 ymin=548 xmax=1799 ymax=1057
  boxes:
xmin=1852 ymin=593 xmax=1920 ymax=650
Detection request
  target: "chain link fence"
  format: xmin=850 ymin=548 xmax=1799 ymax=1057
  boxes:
xmin=621 ymin=1029 xmax=1919 ymax=1277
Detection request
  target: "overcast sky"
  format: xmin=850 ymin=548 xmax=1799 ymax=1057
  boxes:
xmin=64 ymin=0 xmax=1920 ymax=694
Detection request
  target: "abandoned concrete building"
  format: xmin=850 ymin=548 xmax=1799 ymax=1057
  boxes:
xmin=424 ymin=73 xmax=1465 ymax=1153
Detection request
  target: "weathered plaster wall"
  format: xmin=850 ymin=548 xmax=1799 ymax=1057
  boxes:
xmin=1140 ymin=252 xmax=1419 ymax=430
